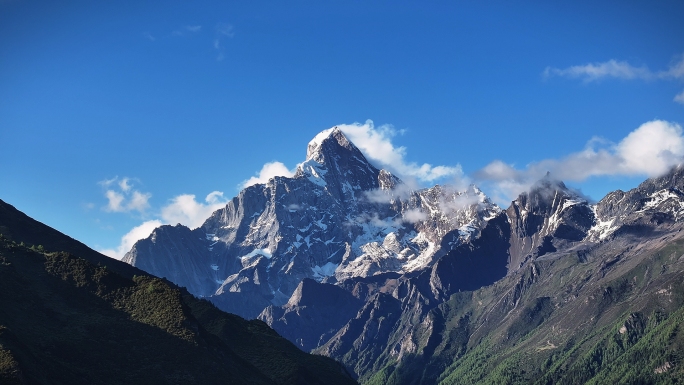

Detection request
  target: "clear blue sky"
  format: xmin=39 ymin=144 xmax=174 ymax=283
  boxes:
xmin=2 ymin=0 xmax=683 ymax=258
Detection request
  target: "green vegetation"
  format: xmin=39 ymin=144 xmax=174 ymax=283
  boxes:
xmin=0 ymin=224 xmax=356 ymax=384
xmin=353 ymin=235 xmax=684 ymax=385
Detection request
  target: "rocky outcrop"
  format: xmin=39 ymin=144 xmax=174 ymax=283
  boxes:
xmin=124 ymin=127 xmax=498 ymax=319
xmin=259 ymin=279 xmax=364 ymax=352
xmin=506 ymin=175 xmax=595 ymax=272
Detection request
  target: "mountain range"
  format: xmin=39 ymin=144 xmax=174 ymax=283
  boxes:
xmin=124 ymin=127 xmax=499 ymax=319
xmin=4 ymin=127 xmax=684 ymax=384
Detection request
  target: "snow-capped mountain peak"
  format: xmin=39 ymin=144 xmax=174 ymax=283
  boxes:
xmin=306 ymin=126 xmax=355 ymax=161
xmin=124 ymin=126 xmax=500 ymax=319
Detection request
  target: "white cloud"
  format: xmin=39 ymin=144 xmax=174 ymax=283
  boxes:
xmin=544 ymin=60 xmax=652 ymax=82
xmin=240 ymin=162 xmax=296 ymax=189
xmin=476 ymin=120 xmax=684 ymax=203
xmin=128 ymin=191 xmax=152 ymax=212
xmin=402 ymin=208 xmax=427 ymax=224
xmin=119 ymin=178 xmax=132 ymax=192
xmin=363 ymin=178 xmax=420 ymax=204
xmin=99 ymin=220 xmax=163 ymax=260
xmin=161 ymin=191 xmax=228 ymax=229
xmin=618 ymin=120 xmax=684 ymax=175
xmin=336 ymin=120 xmax=463 ymax=183
xmin=99 ymin=177 xmax=151 ymax=214
xmin=104 ymin=190 xmax=125 ymax=212
xmin=544 ymin=54 xmax=684 ymax=104
xmin=352 ymin=213 xmax=402 ymax=228
xmin=100 ymin=190 xmax=229 ymax=260
xmin=661 ymin=54 xmax=684 ymax=80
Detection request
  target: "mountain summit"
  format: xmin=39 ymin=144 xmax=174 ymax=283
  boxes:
xmin=123 ymin=127 xmax=499 ymax=318
xmin=506 ymin=174 xmax=595 ymax=270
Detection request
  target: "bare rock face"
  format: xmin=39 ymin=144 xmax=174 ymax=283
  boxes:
xmin=506 ymin=175 xmax=595 ymax=272
xmin=588 ymin=164 xmax=684 ymax=241
xmin=125 ymin=129 xmax=684 ymax=384
xmin=259 ymin=279 xmax=364 ymax=352
xmin=310 ymin=166 xmax=684 ymax=383
xmin=124 ymin=127 xmax=498 ymax=319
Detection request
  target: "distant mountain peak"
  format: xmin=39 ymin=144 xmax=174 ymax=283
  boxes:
xmin=531 ymin=172 xmax=569 ymax=193
xmin=124 ymin=125 xmax=500 ymax=319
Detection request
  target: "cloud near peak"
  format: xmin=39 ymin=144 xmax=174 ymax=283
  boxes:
xmin=160 ymin=191 xmax=228 ymax=229
xmin=99 ymin=190 xmax=228 ymax=260
xmin=336 ymin=120 xmax=463 ymax=183
xmin=239 ymin=120 xmax=464 ymax=190
xmin=240 ymin=162 xmax=296 ymax=189
xmin=98 ymin=220 xmax=163 ymax=261
xmin=475 ymin=120 xmax=684 ymax=203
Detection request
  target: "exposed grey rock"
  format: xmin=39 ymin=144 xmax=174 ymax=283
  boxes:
xmin=506 ymin=174 xmax=595 ymax=272
xmin=258 ymin=278 xmax=364 ymax=352
xmin=124 ymin=127 xmax=497 ymax=319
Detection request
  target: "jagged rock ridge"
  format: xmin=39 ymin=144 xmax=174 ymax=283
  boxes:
xmin=124 ymin=127 xmax=499 ymax=318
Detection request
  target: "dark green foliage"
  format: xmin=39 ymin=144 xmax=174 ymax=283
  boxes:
xmin=0 ymin=213 xmax=356 ymax=385
xmin=505 ymin=297 xmax=554 ymax=341
xmin=357 ymin=230 xmax=684 ymax=385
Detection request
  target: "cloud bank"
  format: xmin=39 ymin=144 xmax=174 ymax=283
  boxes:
xmin=99 ymin=190 xmax=228 ymax=260
xmin=160 ymin=191 xmax=227 ymax=229
xmin=336 ymin=120 xmax=463 ymax=183
xmin=476 ymin=120 xmax=684 ymax=203
xmin=101 ymin=118 xmax=684 ymax=261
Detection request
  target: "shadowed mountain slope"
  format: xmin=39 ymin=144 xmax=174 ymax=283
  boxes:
xmin=0 ymin=199 xmax=357 ymax=385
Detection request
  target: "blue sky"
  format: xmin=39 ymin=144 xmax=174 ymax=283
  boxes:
xmin=1 ymin=0 xmax=683 ymax=258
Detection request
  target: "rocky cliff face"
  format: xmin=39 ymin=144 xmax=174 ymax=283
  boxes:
xmin=588 ymin=164 xmax=684 ymax=241
xmin=307 ymin=166 xmax=684 ymax=383
xmin=125 ymin=129 xmax=684 ymax=384
xmin=124 ymin=127 xmax=498 ymax=319
xmin=506 ymin=175 xmax=596 ymax=272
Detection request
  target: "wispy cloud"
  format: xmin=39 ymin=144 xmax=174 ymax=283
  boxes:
xmin=172 ymin=25 xmax=202 ymax=36
xmin=142 ymin=32 xmax=156 ymax=41
xmin=544 ymin=53 xmax=684 ymax=104
xmin=475 ymin=120 xmax=684 ymax=203
xmin=99 ymin=177 xmax=151 ymax=214
xmin=363 ymin=178 xmax=420 ymax=204
xmin=676 ymin=90 xmax=684 ymax=105
xmin=240 ymin=120 xmax=463 ymax=191
xmin=336 ymin=120 xmax=463 ymax=183
xmin=402 ymin=208 xmax=427 ymax=224
xmin=544 ymin=60 xmax=653 ymax=82
xmin=214 ymin=23 xmax=235 ymax=61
